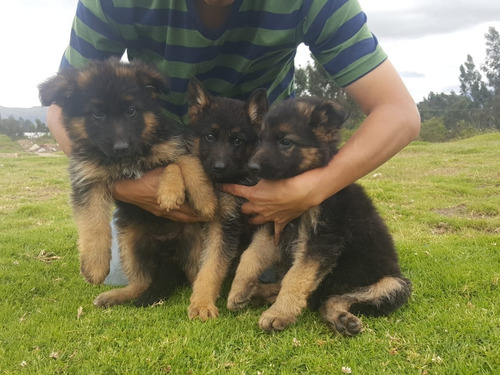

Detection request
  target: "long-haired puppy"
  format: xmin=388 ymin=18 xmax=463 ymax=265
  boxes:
xmin=184 ymin=78 xmax=277 ymax=320
xmin=227 ymin=97 xmax=412 ymax=336
xmin=39 ymin=58 xmax=216 ymax=307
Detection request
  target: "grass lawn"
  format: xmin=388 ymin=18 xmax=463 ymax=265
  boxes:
xmin=0 ymin=133 xmax=499 ymax=374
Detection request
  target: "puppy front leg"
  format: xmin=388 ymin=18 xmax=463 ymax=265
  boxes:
xmin=94 ymin=225 xmax=153 ymax=307
xmin=72 ymin=182 xmax=114 ymax=285
xmin=227 ymin=225 xmax=279 ymax=310
xmin=176 ymin=154 xmax=217 ymax=220
xmin=157 ymin=163 xmax=186 ymax=211
xmin=188 ymin=220 xmax=228 ymax=321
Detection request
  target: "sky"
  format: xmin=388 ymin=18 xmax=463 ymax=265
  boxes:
xmin=0 ymin=0 xmax=499 ymax=109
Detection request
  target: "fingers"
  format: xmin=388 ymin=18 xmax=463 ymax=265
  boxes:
xmin=220 ymin=183 xmax=253 ymax=200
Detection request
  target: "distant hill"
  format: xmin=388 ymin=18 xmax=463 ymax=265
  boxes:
xmin=0 ymin=106 xmax=48 ymax=123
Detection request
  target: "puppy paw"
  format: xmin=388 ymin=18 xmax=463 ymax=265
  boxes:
xmin=227 ymin=282 xmax=257 ymax=311
xmin=188 ymin=302 xmax=219 ymax=321
xmin=157 ymin=190 xmax=185 ymax=211
xmin=157 ymin=164 xmax=186 ymax=211
xmin=332 ymin=312 xmax=363 ymax=336
xmin=258 ymin=308 xmax=296 ymax=332
xmin=80 ymin=259 xmax=110 ymax=285
xmin=94 ymin=290 xmax=121 ymax=308
xmin=227 ymin=292 xmax=252 ymax=311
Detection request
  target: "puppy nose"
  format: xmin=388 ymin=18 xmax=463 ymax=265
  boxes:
xmin=213 ymin=161 xmax=226 ymax=171
xmin=113 ymin=141 xmax=130 ymax=152
xmin=248 ymin=161 xmax=261 ymax=172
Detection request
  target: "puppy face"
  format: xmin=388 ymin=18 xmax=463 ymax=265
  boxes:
xmin=39 ymin=58 xmax=169 ymax=158
xmin=249 ymin=98 xmax=346 ymax=179
xmin=187 ymin=78 xmax=267 ymax=183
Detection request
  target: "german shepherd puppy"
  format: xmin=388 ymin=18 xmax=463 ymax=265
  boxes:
xmin=184 ymin=78 xmax=273 ymax=320
xmin=227 ymin=97 xmax=412 ymax=336
xmin=38 ymin=58 xmax=216 ymax=306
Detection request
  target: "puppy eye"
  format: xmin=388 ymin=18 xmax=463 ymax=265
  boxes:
xmin=125 ymin=106 xmax=136 ymax=117
xmin=92 ymin=109 xmax=105 ymax=120
xmin=279 ymin=138 xmax=293 ymax=148
xmin=205 ymin=133 xmax=215 ymax=142
xmin=233 ymin=138 xmax=242 ymax=146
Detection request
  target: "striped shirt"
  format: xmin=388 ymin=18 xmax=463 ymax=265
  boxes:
xmin=60 ymin=0 xmax=387 ymax=122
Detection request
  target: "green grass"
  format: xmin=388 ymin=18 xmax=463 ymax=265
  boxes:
xmin=0 ymin=135 xmax=24 ymax=153
xmin=1 ymin=134 xmax=499 ymax=374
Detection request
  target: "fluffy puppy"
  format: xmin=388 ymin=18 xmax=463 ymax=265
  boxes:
xmin=227 ymin=97 xmax=412 ymax=336
xmin=39 ymin=58 xmax=216 ymax=306
xmin=185 ymin=78 xmax=277 ymax=320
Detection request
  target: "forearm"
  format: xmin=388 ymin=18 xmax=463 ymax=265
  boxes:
xmin=309 ymin=102 xmax=420 ymax=205
xmin=47 ymin=104 xmax=72 ymax=155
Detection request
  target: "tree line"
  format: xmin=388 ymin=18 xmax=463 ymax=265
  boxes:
xmin=296 ymin=26 xmax=500 ymax=142
xmin=0 ymin=115 xmax=49 ymax=139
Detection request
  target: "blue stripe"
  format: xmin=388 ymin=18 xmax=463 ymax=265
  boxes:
xmin=76 ymin=1 xmax=122 ymax=41
xmin=237 ymin=9 xmax=300 ymax=30
xmin=101 ymin=0 xmax=195 ymax=29
xmin=69 ymin=29 xmax=121 ymax=62
xmin=304 ymin=0 xmax=349 ymax=44
xmin=311 ymin=12 xmax=366 ymax=53
xmin=128 ymin=37 xmax=295 ymax=64
xmin=101 ymin=1 xmax=302 ymax=32
xmin=268 ymin=66 xmax=295 ymax=104
xmin=322 ymin=37 xmax=378 ymax=76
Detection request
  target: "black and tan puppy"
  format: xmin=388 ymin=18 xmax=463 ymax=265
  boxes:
xmin=38 ymin=58 xmax=216 ymax=306
xmin=185 ymin=78 xmax=274 ymax=320
xmin=227 ymin=97 xmax=412 ymax=336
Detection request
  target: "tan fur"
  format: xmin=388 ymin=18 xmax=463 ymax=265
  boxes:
xmin=142 ymin=111 xmax=159 ymax=139
xmin=157 ymin=163 xmax=186 ymax=211
xmin=319 ymin=277 xmax=408 ymax=336
xmin=258 ymin=210 xmax=323 ymax=331
xmin=295 ymin=101 xmax=315 ymax=116
xmin=68 ymin=118 xmax=89 ymax=141
xmin=94 ymin=225 xmax=152 ymax=307
xmin=227 ymin=226 xmax=280 ymax=311
xmin=175 ymin=154 xmax=217 ymax=220
xmin=188 ymin=220 xmax=225 ymax=320
xmin=188 ymin=193 xmax=239 ymax=320
xmin=313 ymin=127 xmax=341 ymax=145
xmin=298 ymin=148 xmax=321 ymax=171
xmin=73 ymin=182 xmax=114 ymax=284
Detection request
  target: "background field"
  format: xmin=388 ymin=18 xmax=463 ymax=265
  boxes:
xmin=0 ymin=134 xmax=499 ymax=374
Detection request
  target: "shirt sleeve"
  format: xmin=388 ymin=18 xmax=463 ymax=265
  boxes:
xmin=300 ymin=0 xmax=387 ymax=87
xmin=60 ymin=0 xmax=127 ymax=70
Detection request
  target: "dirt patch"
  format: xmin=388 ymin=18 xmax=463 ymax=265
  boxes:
xmin=434 ymin=204 xmax=497 ymax=219
xmin=16 ymin=140 xmax=61 ymax=155
xmin=434 ymin=204 xmax=467 ymax=217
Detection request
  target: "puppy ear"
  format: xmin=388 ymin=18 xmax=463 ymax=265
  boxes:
xmin=132 ymin=60 xmax=169 ymax=98
xmin=245 ymin=88 xmax=268 ymax=128
xmin=310 ymin=100 xmax=346 ymax=130
xmin=187 ymin=77 xmax=211 ymax=123
xmin=38 ymin=69 xmax=77 ymax=107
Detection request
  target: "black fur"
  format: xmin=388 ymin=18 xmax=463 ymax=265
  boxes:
xmin=39 ymin=58 xmax=214 ymax=306
xmin=230 ymin=97 xmax=411 ymax=335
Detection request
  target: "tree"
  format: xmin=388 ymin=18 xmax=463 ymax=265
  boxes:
xmin=482 ymin=27 xmax=500 ymax=94
xmin=459 ymin=54 xmax=490 ymax=107
xmin=295 ymin=57 xmax=364 ymax=129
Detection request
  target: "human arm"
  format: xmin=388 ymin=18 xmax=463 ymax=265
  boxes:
xmin=221 ymin=59 xmax=421 ymax=237
xmin=46 ymin=104 xmax=205 ymax=222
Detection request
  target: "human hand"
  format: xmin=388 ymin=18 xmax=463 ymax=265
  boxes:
xmin=112 ymin=168 xmax=208 ymax=223
xmin=221 ymin=173 xmax=322 ymax=244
